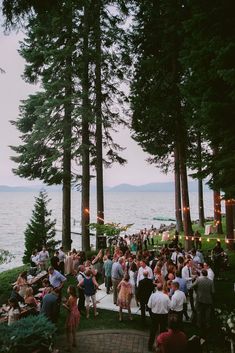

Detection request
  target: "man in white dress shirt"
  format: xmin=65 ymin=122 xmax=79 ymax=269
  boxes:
xmin=181 ymin=259 xmax=195 ymax=314
xmin=137 ymin=260 xmax=153 ymax=287
xmin=170 ymin=281 xmax=187 ymax=324
xmin=38 ymin=246 xmax=49 ymax=271
xmin=171 ymin=248 xmax=183 ymax=266
xmin=204 ymin=263 xmax=215 ymax=281
xmin=147 ymin=283 xmax=171 ymax=351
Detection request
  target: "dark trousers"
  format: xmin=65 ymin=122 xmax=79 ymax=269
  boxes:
xmin=105 ymin=276 xmax=112 ymax=294
xmin=183 ymin=302 xmax=189 ymax=320
xmin=140 ymin=301 xmax=147 ymax=319
xmin=169 ymin=310 xmax=183 ymax=327
xmin=188 ymin=288 xmax=195 ymax=313
xmin=148 ymin=312 xmax=168 ymax=349
xmin=78 ymin=288 xmax=85 ymax=312
xmin=59 ymin=261 xmax=64 ymax=275
xmin=197 ymin=302 xmax=212 ymax=336
xmin=112 ymin=278 xmax=121 ymax=304
xmin=144 ymin=240 xmax=148 ymax=250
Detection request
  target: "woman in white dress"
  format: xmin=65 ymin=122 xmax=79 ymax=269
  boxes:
xmin=128 ymin=262 xmax=138 ymax=305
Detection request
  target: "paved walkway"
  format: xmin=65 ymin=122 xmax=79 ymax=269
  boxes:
xmin=96 ymin=283 xmax=144 ymax=315
xmin=56 ymin=329 xmax=150 ymax=353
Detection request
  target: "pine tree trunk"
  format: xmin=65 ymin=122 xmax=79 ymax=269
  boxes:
xmin=171 ymin=49 xmax=192 ymax=250
xmin=81 ymin=0 xmax=91 ymax=252
xmin=233 ymin=202 xmax=235 ymax=226
xmin=179 ymin=150 xmax=193 ymax=251
xmin=225 ymin=199 xmax=234 ymax=249
xmin=197 ymin=132 xmax=205 ymax=227
xmin=62 ymin=88 xmax=72 ymax=251
xmin=62 ymin=7 xmax=72 ymax=252
xmin=198 ymin=178 xmax=205 ymax=228
xmin=174 ymin=147 xmax=183 ymax=233
xmin=213 ymin=190 xmax=223 ymax=234
xmin=94 ymin=0 xmax=104 ymax=250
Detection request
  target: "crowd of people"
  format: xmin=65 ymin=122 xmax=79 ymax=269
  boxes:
xmin=1 ymin=226 xmax=227 ymax=352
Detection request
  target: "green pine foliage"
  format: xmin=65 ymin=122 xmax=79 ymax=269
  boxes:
xmin=181 ymin=0 xmax=235 ymax=198
xmin=0 ymin=314 xmax=56 ymax=353
xmin=130 ymin=0 xmax=186 ymax=171
xmin=23 ymin=190 xmax=59 ymax=264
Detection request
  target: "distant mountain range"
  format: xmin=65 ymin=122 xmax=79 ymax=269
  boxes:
xmin=105 ymin=182 xmax=210 ymax=192
xmin=0 ymin=181 xmax=210 ymax=193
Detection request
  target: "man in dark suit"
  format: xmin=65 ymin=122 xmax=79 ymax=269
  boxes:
xmin=137 ymin=270 xmax=154 ymax=319
xmin=192 ymin=269 xmax=214 ymax=336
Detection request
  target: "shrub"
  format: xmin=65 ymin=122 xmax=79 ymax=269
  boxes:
xmin=0 ymin=314 xmax=56 ymax=353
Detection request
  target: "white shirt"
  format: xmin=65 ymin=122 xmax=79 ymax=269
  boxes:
xmin=77 ymin=272 xmax=85 ymax=283
xmin=170 ymin=290 xmax=186 ymax=312
xmin=49 ymin=269 xmax=66 ymax=288
xmin=206 ymin=268 xmax=215 ymax=281
xmin=196 ymin=251 xmax=204 ymax=263
xmin=31 ymin=254 xmax=39 ymax=265
xmin=38 ymin=250 xmax=49 ymax=263
xmin=58 ymin=249 xmax=66 ymax=262
xmin=181 ymin=265 xmax=193 ymax=289
xmin=171 ymin=252 xmax=183 ymax=265
xmin=192 ymin=255 xmax=201 ymax=264
xmin=147 ymin=291 xmax=171 ymax=314
xmin=137 ymin=266 xmax=153 ymax=287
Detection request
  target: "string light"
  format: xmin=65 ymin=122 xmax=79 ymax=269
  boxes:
xmin=84 ymin=208 xmax=89 ymax=214
xmin=174 ymin=235 xmax=235 ymax=243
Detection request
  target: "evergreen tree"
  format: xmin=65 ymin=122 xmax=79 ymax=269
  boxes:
xmin=131 ymin=0 xmax=193 ymax=248
xmin=181 ymin=0 xmax=235 ymax=238
xmin=23 ymin=190 xmax=59 ymax=264
xmin=3 ymin=0 xmax=128 ymax=252
xmin=9 ymin=2 xmax=79 ymax=251
xmin=90 ymin=0 xmax=130 ymax=248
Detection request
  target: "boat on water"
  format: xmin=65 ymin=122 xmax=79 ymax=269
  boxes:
xmin=153 ymin=216 xmax=176 ymax=222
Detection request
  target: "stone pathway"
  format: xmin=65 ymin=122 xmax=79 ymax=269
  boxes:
xmin=56 ymin=329 xmax=150 ymax=353
xmin=95 ymin=283 xmax=144 ymax=315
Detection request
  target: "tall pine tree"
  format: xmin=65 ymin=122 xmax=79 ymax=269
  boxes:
xmin=131 ymin=0 xmax=193 ymax=248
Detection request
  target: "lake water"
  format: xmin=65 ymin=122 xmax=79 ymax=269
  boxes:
xmin=0 ymin=190 xmax=217 ymax=272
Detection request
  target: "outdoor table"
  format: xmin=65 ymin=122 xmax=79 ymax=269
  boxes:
xmin=11 ymin=270 xmax=48 ymax=287
xmin=0 ymin=304 xmax=36 ymax=324
xmin=27 ymin=270 xmax=47 ymax=285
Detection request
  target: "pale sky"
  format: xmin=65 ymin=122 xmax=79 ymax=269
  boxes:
xmin=0 ymin=29 xmax=174 ymax=187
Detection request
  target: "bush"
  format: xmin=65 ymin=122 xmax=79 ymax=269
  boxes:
xmin=0 ymin=314 xmax=56 ymax=353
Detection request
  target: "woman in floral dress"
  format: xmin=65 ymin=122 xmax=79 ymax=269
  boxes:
xmin=117 ymin=273 xmax=133 ymax=321
xmin=63 ymin=285 xmax=80 ymax=352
